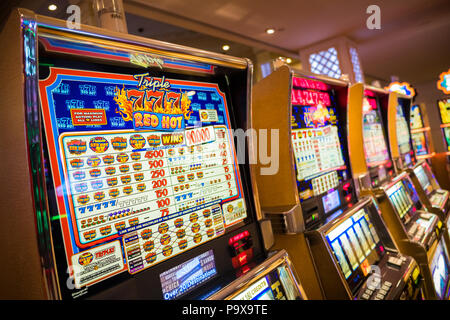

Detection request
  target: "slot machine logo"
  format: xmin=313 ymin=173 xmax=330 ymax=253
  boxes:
xmin=123 ymin=186 xmax=133 ymax=195
xmin=174 ymin=218 xmax=184 ymax=228
xmin=113 ymin=74 xmax=193 ymax=132
xmin=203 ymin=209 xmax=211 ymax=218
xmin=147 ymin=134 xmax=161 ymax=147
xmin=162 ymin=245 xmax=173 ymax=257
xmin=161 ymin=133 xmax=184 ymax=146
xmin=137 ymin=183 xmax=146 ymax=192
xmin=133 ymin=163 xmax=142 ymax=171
xmin=83 ymin=230 xmax=96 ymax=241
xmin=117 ymin=153 xmax=129 ymax=163
xmin=119 ymin=165 xmax=130 ymax=173
xmin=130 ymin=152 xmax=141 ymax=161
xmin=178 ymin=239 xmax=188 ymax=250
xmin=105 ymin=167 xmax=116 ymax=175
xmin=78 ymin=252 xmax=93 ymax=266
xmin=160 ymin=234 xmax=171 ymax=245
xmin=206 ymin=229 xmax=214 ymax=238
xmin=87 ymin=156 xmax=101 ymax=167
xmin=145 ymin=252 xmax=157 ymax=264
xmin=107 ymin=177 xmax=118 ymax=187
xmin=70 ymin=158 xmax=84 ymax=168
xmin=77 ymin=195 xmax=90 ymax=205
xmin=121 ymin=175 xmax=131 ymax=184
xmin=91 ymin=180 xmax=103 ymax=190
xmin=129 ymin=217 xmax=139 ymax=226
xmin=158 ymin=223 xmax=169 ymax=234
xmin=111 ymin=137 xmax=127 ymax=151
xmin=74 ymin=183 xmax=88 ymax=193
xmin=67 ymin=139 xmax=87 ymax=155
xmin=193 ymin=233 xmax=202 ymax=244
xmin=196 ymin=172 xmax=204 ymax=179
xmin=114 ymin=222 xmax=126 ymax=231
xmin=89 ymin=169 xmax=101 ymax=178
xmin=303 ymin=103 xmax=331 ymax=128
xmin=141 ymin=229 xmax=152 ymax=239
xmin=72 ymin=171 xmax=86 ymax=181
xmin=143 ymin=241 xmax=154 ymax=252
xmin=94 ymin=191 xmax=105 ymax=202
xmin=134 ymin=173 xmax=144 ymax=181
xmin=109 ymin=189 xmax=119 ymax=198
xmin=102 ymin=155 xmax=114 ymax=164
xmin=100 ymin=226 xmax=112 ymax=236
xmin=89 ymin=137 xmax=109 ymax=153
xmin=189 ymin=213 xmax=199 ymax=223
xmin=187 ymin=173 xmax=195 ymax=181
xmin=191 ymin=223 xmax=201 ymax=233
xmin=130 ymin=134 xmax=146 ymax=149
xmin=168 ymin=149 xmax=175 ymax=156
xmin=176 ymin=228 xmax=186 ymax=239
xmin=177 ymin=176 xmax=185 ymax=183
xmin=205 ymin=219 xmax=212 ymax=228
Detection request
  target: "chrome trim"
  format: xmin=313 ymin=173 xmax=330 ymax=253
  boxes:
xmin=207 ymin=249 xmax=306 ymax=300
xmin=35 ymin=14 xmax=248 ymax=69
xmin=18 ymin=8 xmax=61 ymax=299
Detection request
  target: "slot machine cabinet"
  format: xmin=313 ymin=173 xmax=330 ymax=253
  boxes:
xmin=348 ymin=85 xmax=396 ymax=192
xmin=207 ymin=249 xmax=306 ymax=300
xmin=432 ymin=98 xmax=450 ymax=190
xmin=251 ymin=65 xmax=360 ymax=299
xmin=389 ymin=93 xmax=417 ymax=172
xmin=362 ymin=172 xmax=450 ymax=300
xmin=307 ymin=196 xmax=424 ymax=300
xmin=0 ymin=9 xmax=284 ymax=300
xmin=406 ymin=161 xmax=449 ymax=221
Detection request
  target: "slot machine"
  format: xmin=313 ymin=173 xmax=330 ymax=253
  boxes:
xmin=358 ymin=86 xmax=396 ymax=189
xmin=251 ymin=65 xmax=422 ymax=300
xmin=348 ymin=83 xmax=450 ymax=299
xmin=0 ymin=9 xmax=306 ymax=300
xmin=432 ymin=98 xmax=450 ymax=190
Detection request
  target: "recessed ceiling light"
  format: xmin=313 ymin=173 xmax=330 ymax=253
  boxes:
xmin=48 ymin=4 xmax=57 ymax=11
xmin=222 ymin=45 xmax=230 ymax=51
xmin=265 ymin=28 xmax=275 ymax=35
xmin=286 ymin=58 xmax=292 ymax=64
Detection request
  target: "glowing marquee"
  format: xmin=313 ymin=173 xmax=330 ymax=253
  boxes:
xmin=385 ymin=82 xmax=416 ymax=98
xmin=437 ymin=69 xmax=450 ymax=95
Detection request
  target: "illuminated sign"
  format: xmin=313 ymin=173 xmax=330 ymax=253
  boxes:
xmin=437 ymin=69 xmax=450 ymax=94
xmin=291 ymin=89 xmax=331 ymax=106
xmin=159 ymin=250 xmax=217 ymax=300
xmin=385 ymin=82 xmax=416 ymax=98
xmin=292 ymin=77 xmax=329 ymax=90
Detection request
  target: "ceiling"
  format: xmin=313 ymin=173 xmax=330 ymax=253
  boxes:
xmin=3 ymin=0 xmax=450 ymax=86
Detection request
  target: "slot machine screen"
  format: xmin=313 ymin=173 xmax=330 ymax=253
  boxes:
xmin=410 ymin=105 xmax=424 ymax=130
xmin=385 ymin=181 xmax=414 ymax=222
xmin=396 ymin=104 xmax=412 ymax=157
xmin=231 ymin=265 xmax=300 ymax=300
xmin=160 ymin=250 xmax=217 ymax=300
xmin=362 ymin=95 xmax=391 ymax=166
xmin=413 ymin=165 xmax=433 ymax=195
xmin=322 ymin=189 xmax=341 ymax=214
xmin=443 ymin=127 xmax=450 ymax=151
xmin=325 ymin=207 xmax=384 ymax=294
xmin=37 ymin=46 xmax=254 ymax=299
xmin=430 ymin=241 xmax=450 ymax=300
xmin=290 ymin=77 xmax=349 ymax=206
xmin=438 ymin=98 xmax=450 ymax=124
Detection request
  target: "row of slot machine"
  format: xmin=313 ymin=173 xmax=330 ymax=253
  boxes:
xmin=0 ymin=9 xmax=449 ymax=301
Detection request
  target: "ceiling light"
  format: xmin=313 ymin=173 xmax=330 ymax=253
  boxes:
xmin=48 ymin=4 xmax=57 ymax=11
xmin=286 ymin=58 xmax=292 ymax=64
xmin=222 ymin=45 xmax=230 ymax=51
xmin=265 ymin=28 xmax=275 ymax=34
